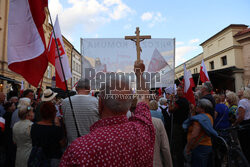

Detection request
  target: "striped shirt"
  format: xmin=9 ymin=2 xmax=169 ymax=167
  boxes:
xmin=62 ymin=95 xmax=99 ymax=144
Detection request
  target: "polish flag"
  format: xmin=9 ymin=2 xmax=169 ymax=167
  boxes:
xmin=200 ymin=60 xmax=210 ymax=83
xmin=148 ymin=48 xmax=168 ymax=72
xmin=20 ymin=81 xmax=24 ymax=96
xmin=0 ymin=117 xmax=5 ymax=132
xmin=7 ymin=0 xmax=48 ymax=87
xmin=48 ymin=15 xmax=72 ymax=90
xmin=158 ymin=87 xmax=162 ymax=96
xmin=183 ymin=64 xmax=196 ymax=105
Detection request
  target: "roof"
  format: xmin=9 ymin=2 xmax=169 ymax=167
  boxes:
xmin=73 ymin=47 xmax=81 ymax=56
xmin=175 ymin=53 xmax=203 ymax=69
xmin=200 ymin=24 xmax=248 ymax=46
xmin=234 ymin=28 xmax=250 ymax=37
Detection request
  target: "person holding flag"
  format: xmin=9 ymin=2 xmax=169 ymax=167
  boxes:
xmin=183 ymin=64 xmax=196 ymax=107
xmin=169 ymin=85 xmax=190 ymax=167
xmin=200 ymin=82 xmax=216 ymax=119
xmin=198 ymin=60 xmax=215 ymax=118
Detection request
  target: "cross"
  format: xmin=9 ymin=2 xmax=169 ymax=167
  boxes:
xmin=125 ymin=27 xmax=151 ymax=61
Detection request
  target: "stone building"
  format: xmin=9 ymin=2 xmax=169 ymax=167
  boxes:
xmin=71 ymin=49 xmax=82 ymax=87
xmin=175 ymin=24 xmax=250 ymax=92
xmin=0 ymin=2 xmax=81 ymax=94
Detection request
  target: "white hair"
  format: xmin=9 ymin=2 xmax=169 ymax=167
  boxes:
xmin=243 ymin=89 xmax=250 ymax=100
xmin=226 ymin=91 xmax=238 ymax=105
xmin=197 ymin=99 xmax=213 ymax=114
xmin=99 ymin=77 xmax=132 ymax=113
xmin=159 ymin=98 xmax=168 ymax=105
xmin=18 ymin=105 xmax=32 ymax=120
xmin=17 ymin=97 xmax=31 ymax=110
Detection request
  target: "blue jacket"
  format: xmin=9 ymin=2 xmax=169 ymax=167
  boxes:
xmin=150 ymin=110 xmax=165 ymax=124
xmin=182 ymin=113 xmax=218 ymax=137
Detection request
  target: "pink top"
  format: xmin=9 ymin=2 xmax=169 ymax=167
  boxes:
xmin=60 ymin=102 xmax=155 ymax=167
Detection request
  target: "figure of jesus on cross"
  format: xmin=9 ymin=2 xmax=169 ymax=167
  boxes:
xmin=125 ymin=27 xmax=151 ymax=61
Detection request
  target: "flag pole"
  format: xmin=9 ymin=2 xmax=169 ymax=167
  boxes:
xmin=197 ymin=73 xmax=200 ymax=86
xmin=47 ymin=9 xmax=81 ymax=137
xmin=37 ymin=77 xmax=44 ymax=100
xmin=170 ymin=38 xmax=176 ymax=151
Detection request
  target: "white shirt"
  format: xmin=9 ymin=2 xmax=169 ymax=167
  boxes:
xmin=237 ymin=98 xmax=250 ymax=120
xmin=157 ymin=105 xmax=170 ymax=116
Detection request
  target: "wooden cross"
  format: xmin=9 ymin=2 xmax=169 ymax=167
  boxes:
xmin=125 ymin=27 xmax=151 ymax=61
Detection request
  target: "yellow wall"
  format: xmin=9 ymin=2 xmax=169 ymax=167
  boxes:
xmin=175 ymin=25 xmax=249 ymax=91
xmin=176 ymin=25 xmax=247 ymax=76
xmin=0 ymin=0 xmax=8 ymax=64
xmin=72 ymin=49 xmax=82 ymax=87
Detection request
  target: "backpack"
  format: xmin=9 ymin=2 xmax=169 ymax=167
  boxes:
xmin=159 ymin=106 xmax=171 ymax=123
xmin=28 ymin=145 xmax=50 ymax=167
xmin=159 ymin=106 xmax=172 ymax=138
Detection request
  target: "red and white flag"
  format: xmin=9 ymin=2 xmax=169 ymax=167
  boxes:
xmin=148 ymin=48 xmax=168 ymax=72
xmin=0 ymin=117 xmax=5 ymax=132
xmin=48 ymin=15 xmax=72 ymax=90
xmin=20 ymin=81 xmax=24 ymax=96
xmin=158 ymin=87 xmax=162 ymax=96
xmin=7 ymin=0 xmax=48 ymax=87
xmin=184 ymin=64 xmax=196 ymax=105
xmin=200 ymin=60 xmax=210 ymax=83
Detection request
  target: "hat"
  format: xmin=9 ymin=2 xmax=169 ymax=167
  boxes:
xmin=41 ymin=89 xmax=58 ymax=102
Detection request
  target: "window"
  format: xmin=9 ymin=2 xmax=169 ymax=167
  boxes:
xmin=210 ymin=61 xmax=214 ymax=70
xmin=221 ymin=56 xmax=227 ymax=66
xmin=73 ymin=61 xmax=76 ymax=71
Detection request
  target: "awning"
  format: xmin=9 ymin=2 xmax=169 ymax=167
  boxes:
xmin=0 ymin=75 xmax=21 ymax=84
xmin=175 ymin=66 xmax=242 ymax=84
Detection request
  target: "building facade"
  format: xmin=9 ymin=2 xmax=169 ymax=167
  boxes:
xmin=175 ymin=24 xmax=250 ymax=92
xmin=71 ymin=49 xmax=82 ymax=88
xmin=0 ymin=3 xmax=81 ymax=94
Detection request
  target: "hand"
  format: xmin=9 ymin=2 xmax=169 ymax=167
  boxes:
xmin=190 ymin=104 xmax=195 ymax=111
xmin=134 ymin=60 xmax=145 ymax=76
xmin=54 ymin=117 xmax=61 ymax=127
xmin=169 ymin=94 xmax=174 ymax=101
xmin=186 ymin=148 xmax=191 ymax=155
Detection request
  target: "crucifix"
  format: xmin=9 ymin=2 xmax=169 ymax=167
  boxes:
xmin=125 ymin=27 xmax=151 ymax=61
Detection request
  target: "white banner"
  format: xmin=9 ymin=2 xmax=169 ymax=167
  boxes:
xmin=81 ymin=38 xmax=175 ymax=89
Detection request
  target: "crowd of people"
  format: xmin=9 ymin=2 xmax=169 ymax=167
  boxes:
xmin=0 ymin=60 xmax=249 ymax=167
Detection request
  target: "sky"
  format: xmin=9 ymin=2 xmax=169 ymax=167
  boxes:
xmin=48 ymin=0 xmax=250 ymax=66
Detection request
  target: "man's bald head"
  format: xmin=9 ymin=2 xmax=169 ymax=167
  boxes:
xmin=99 ymin=77 xmax=132 ymax=114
